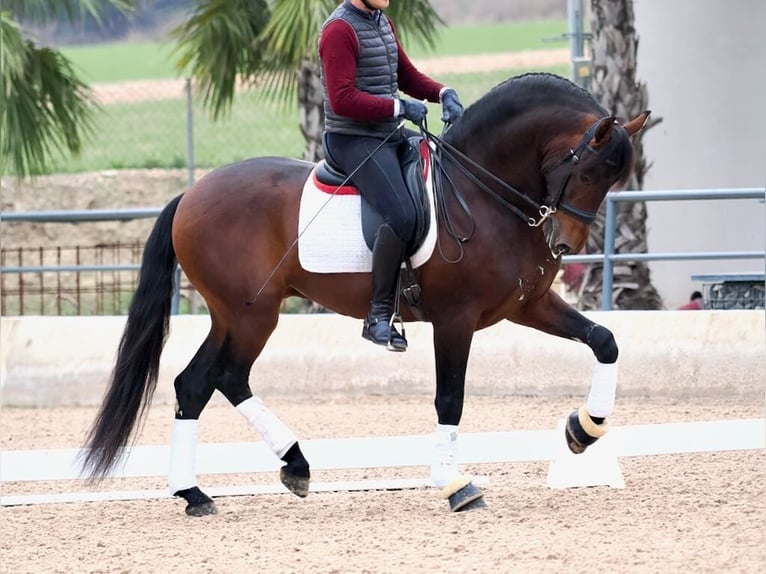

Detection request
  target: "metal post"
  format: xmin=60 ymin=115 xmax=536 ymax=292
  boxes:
xmin=601 ymin=197 xmax=617 ymax=310
xmin=568 ymin=0 xmax=585 ymax=60
xmin=185 ymin=78 xmax=195 ymax=189
xmin=567 ymin=0 xmax=592 ymax=89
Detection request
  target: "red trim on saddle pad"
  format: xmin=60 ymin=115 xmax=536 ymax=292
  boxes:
xmin=311 ymin=170 xmax=358 ymax=195
xmin=311 ymin=143 xmax=431 ymax=195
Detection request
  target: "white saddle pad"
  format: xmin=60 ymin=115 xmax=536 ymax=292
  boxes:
xmin=297 ymin=144 xmax=437 ymax=274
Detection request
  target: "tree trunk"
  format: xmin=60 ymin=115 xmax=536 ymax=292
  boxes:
xmin=579 ymin=0 xmax=663 ymax=310
xmin=296 ymin=58 xmax=329 ymax=313
xmin=298 ymin=58 xmax=325 ymax=163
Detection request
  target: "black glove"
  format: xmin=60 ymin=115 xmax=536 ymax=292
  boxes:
xmin=440 ymin=88 xmax=464 ymax=124
xmin=400 ymin=99 xmax=428 ymax=126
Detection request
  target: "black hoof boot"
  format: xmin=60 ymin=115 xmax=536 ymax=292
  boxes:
xmin=442 ymin=476 xmax=486 ymax=512
xmin=362 ymin=316 xmax=407 ymax=352
xmin=564 ymin=405 xmax=609 ymax=454
xmin=280 ymin=443 xmax=310 ymax=498
xmin=175 ymin=486 xmax=218 ymax=517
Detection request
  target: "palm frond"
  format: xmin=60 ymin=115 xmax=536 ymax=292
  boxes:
xmin=5 ymin=0 xmax=137 ymax=26
xmin=172 ymin=0 xmax=446 ymax=117
xmin=261 ymin=0 xmax=336 ymax=66
xmin=387 ymin=0 xmax=444 ymax=50
xmin=0 ymin=12 xmax=97 ymax=177
xmin=170 ymin=0 xmax=271 ymax=120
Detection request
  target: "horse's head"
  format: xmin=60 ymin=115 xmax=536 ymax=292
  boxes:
xmin=540 ymin=111 xmax=651 ymax=258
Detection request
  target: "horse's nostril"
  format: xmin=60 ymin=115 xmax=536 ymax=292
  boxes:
xmin=555 ymin=244 xmax=571 ymax=256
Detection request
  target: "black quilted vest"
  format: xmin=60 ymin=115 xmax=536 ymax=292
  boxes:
xmin=320 ymin=0 xmax=399 ymax=137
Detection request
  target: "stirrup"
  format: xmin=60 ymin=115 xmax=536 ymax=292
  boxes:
xmin=387 ymin=313 xmax=407 ymax=352
xmin=362 ymin=314 xmax=407 ymax=352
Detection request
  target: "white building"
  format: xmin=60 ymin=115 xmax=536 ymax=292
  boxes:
xmin=634 ymin=0 xmax=765 ymax=307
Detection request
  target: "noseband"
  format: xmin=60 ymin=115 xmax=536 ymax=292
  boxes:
xmin=422 ymin=117 xmax=612 ymax=228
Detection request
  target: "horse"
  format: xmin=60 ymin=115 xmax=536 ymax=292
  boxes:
xmin=81 ymin=72 xmax=649 ymax=516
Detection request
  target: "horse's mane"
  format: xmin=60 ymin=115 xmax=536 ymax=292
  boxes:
xmin=444 ymin=73 xmax=608 ymax=144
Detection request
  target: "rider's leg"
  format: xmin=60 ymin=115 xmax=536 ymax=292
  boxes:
xmin=325 ymin=132 xmax=417 ymax=351
xmin=364 ymin=222 xmax=408 ymax=350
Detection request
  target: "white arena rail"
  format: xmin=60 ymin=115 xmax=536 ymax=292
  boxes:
xmin=2 ymin=418 xmax=762 ymax=507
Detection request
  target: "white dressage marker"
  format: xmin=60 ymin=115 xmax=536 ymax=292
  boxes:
xmin=546 ymin=418 xmax=626 ymax=489
xmin=1 ymin=418 xmax=762 ymax=506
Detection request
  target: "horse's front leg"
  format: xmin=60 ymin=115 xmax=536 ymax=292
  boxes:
xmin=430 ymin=317 xmax=475 ymax=487
xmin=515 ymin=289 xmax=616 ymax=453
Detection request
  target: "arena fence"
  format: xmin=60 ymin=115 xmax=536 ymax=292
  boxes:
xmin=1 ymin=187 xmax=763 ymax=315
xmin=2 ymin=417 xmax=763 ymax=506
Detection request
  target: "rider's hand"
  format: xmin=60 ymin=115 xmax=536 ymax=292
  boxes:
xmin=440 ymin=88 xmax=464 ymax=124
xmin=399 ymin=99 xmax=428 ymax=126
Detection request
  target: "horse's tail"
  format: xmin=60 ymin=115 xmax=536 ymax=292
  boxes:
xmin=80 ymin=193 xmax=184 ymax=480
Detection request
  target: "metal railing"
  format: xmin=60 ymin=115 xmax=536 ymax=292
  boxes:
xmin=2 ymin=187 xmax=764 ymax=313
xmin=561 ymin=187 xmax=765 ymax=309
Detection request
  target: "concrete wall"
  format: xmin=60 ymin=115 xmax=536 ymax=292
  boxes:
xmin=1 ymin=312 xmax=762 ymax=407
xmin=633 ymin=0 xmax=766 ymax=307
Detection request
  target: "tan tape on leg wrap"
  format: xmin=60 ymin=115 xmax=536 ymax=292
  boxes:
xmin=578 ymin=404 xmax=609 ymax=438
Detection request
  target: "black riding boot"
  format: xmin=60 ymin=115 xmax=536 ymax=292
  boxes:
xmin=362 ymin=224 xmax=408 ymax=352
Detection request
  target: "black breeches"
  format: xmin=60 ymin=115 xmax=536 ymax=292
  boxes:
xmin=325 ymin=131 xmax=418 ymax=244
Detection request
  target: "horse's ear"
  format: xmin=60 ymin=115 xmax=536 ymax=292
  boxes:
xmin=591 ymin=116 xmax=616 ymax=148
xmin=623 ymin=110 xmax=651 ymax=137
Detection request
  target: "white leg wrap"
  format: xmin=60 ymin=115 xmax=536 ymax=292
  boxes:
xmin=236 ymin=396 xmax=297 ymax=459
xmin=168 ymin=419 xmax=198 ymax=495
xmin=431 ymin=423 xmax=459 ymax=487
xmin=587 ymin=361 xmax=618 ymax=418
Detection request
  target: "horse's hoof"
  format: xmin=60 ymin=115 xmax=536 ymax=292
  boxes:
xmin=280 ymin=467 xmax=310 ymax=498
xmin=185 ymin=500 xmax=218 ymax=517
xmin=565 ymin=405 xmax=609 ymax=454
xmin=175 ymin=486 xmax=218 ymax=517
xmin=442 ymin=476 xmax=486 ymax=512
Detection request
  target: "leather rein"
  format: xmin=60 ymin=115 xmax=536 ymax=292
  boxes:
xmin=419 ymin=118 xmax=608 ymax=260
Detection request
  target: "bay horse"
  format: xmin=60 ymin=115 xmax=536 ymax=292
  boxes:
xmin=81 ymin=72 xmax=649 ymax=516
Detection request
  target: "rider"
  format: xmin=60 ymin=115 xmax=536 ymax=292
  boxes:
xmin=319 ymin=0 xmax=464 ymax=352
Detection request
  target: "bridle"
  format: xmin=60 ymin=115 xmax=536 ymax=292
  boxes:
xmin=539 ymin=118 xmax=613 ymax=225
xmin=421 ymin=116 xmax=613 ymax=231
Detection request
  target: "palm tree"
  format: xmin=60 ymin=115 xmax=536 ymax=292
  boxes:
xmin=577 ymin=0 xmax=663 ymax=310
xmin=170 ymin=0 xmax=444 ymax=162
xmin=0 ymin=0 xmax=137 ymax=178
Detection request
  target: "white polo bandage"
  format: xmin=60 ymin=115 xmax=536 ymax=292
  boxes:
xmin=431 ymin=423 xmax=459 ymax=488
xmin=168 ymin=418 xmax=198 ymax=495
xmin=236 ymin=396 xmax=297 ymax=459
xmin=587 ymin=361 xmax=618 ymax=418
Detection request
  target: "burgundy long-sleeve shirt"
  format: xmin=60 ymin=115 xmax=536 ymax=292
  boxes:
xmin=319 ymin=18 xmax=444 ymax=121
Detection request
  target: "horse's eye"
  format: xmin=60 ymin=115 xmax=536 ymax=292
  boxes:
xmin=579 ymin=174 xmax=592 ymax=185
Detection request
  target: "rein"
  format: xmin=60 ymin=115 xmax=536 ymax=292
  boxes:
xmin=420 ymin=117 xmax=607 ymax=236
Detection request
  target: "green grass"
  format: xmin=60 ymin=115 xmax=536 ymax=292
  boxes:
xmin=60 ymin=19 xmax=567 ymax=84
xmin=45 ymin=92 xmax=304 ymax=174
xmin=61 ymin=42 xmax=179 ymax=83
xmin=42 ymin=64 xmax=567 ymax=174
xmin=405 ymin=19 xmax=568 ymax=58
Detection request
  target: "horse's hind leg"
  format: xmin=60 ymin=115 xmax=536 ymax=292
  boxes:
xmin=210 ymin=313 xmax=310 ymax=498
xmin=170 ymin=310 xmax=309 ymax=517
xmin=169 ymin=336 xmax=219 ymax=516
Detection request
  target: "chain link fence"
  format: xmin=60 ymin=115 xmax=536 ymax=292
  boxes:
xmin=43 ymin=79 xmax=305 ymax=177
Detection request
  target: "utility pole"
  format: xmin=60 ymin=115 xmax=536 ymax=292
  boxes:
xmin=568 ymin=0 xmax=592 ymax=89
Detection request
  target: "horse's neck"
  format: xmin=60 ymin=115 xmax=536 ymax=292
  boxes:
xmin=451 ymin=124 xmax=547 ymax=207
